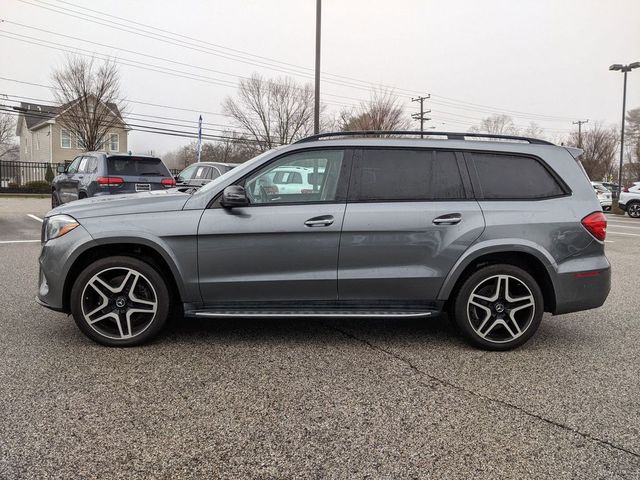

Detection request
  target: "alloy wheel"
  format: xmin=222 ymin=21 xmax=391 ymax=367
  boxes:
xmin=81 ymin=267 xmax=158 ymax=340
xmin=629 ymin=203 xmax=640 ymax=218
xmin=467 ymin=274 xmax=535 ymax=344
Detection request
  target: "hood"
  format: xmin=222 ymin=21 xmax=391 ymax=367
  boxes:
xmin=47 ymin=190 xmax=191 ymax=220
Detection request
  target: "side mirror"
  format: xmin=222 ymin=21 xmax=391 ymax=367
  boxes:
xmin=56 ymin=164 xmax=66 ymax=174
xmin=221 ymin=185 xmax=249 ymax=208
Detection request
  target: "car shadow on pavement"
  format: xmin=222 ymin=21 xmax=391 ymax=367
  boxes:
xmin=158 ymin=313 xmax=468 ymax=349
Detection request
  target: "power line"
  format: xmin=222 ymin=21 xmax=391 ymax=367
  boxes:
xmin=13 ymin=0 xmax=584 ymax=122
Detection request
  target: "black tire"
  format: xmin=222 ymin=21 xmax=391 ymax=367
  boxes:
xmin=51 ymin=190 xmax=61 ymax=208
xmin=627 ymin=201 xmax=640 ymax=219
xmin=452 ymin=264 xmax=544 ymax=351
xmin=70 ymin=256 xmax=170 ymax=347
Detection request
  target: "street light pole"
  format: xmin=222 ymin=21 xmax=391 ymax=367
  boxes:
xmin=610 ymin=62 xmax=639 ymax=198
xmin=314 ymin=0 xmax=321 ymax=135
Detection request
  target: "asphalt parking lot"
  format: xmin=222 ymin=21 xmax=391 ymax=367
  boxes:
xmin=0 ymin=196 xmax=639 ymax=479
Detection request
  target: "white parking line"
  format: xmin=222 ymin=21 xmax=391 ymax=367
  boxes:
xmin=27 ymin=214 xmax=43 ymax=223
xmin=0 ymin=240 xmax=40 ymax=244
xmin=605 ymin=224 xmax=640 ymax=230
xmin=607 ymin=230 xmax=640 ymax=237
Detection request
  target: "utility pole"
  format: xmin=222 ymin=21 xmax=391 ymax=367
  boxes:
xmin=411 ymin=94 xmax=431 ymax=138
xmin=313 ymin=0 xmax=321 ymax=135
xmin=572 ymin=119 xmax=589 ymax=148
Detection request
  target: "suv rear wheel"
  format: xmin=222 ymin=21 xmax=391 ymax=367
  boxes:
xmin=453 ymin=264 xmax=543 ymax=350
xmin=70 ymin=256 xmax=170 ymax=347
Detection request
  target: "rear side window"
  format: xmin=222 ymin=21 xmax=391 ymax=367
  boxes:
xmin=470 ymin=153 xmax=565 ymax=199
xmin=107 ymin=157 xmax=170 ymax=177
xmin=353 ymin=149 xmax=465 ymax=201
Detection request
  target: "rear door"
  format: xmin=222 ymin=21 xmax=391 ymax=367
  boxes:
xmin=338 ymin=148 xmax=485 ymax=302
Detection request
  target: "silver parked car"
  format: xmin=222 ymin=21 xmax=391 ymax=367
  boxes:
xmin=36 ymin=131 xmax=611 ymax=350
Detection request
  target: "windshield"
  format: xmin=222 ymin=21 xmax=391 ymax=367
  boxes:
xmin=107 ymin=156 xmax=170 ymax=177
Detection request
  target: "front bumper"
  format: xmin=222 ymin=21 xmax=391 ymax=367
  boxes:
xmin=619 ymin=202 xmax=627 ymax=212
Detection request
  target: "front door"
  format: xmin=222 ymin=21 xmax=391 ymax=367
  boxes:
xmin=338 ymin=148 xmax=485 ymax=303
xmin=197 ymin=149 xmax=351 ymax=305
xmin=59 ymin=156 xmax=82 ymax=203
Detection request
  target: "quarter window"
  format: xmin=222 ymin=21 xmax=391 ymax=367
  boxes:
xmin=244 ymin=150 xmax=345 ymax=205
xmin=470 ymin=153 xmax=565 ymax=199
xmin=61 ymin=129 xmax=71 ymax=149
xmin=353 ymin=149 xmax=466 ymax=201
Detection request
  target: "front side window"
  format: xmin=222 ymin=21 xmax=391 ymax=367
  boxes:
xmin=470 ymin=153 xmax=565 ymax=199
xmin=61 ymin=128 xmax=71 ymax=149
xmin=109 ymin=134 xmax=119 ymax=152
xmin=244 ymin=150 xmax=344 ymax=205
xmin=78 ymin=157 xmax=88 ymax=173
xmin=66 ymin=156 xmax=82 ymax=174
xmin=353 ymin=149 xmax=466 ymax=201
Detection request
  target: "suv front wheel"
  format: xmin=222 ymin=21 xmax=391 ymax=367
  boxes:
xmin=70 ymin=256 xmax=170 ymax=347
xmin=453 ymin=264 xmax=544 ymax=350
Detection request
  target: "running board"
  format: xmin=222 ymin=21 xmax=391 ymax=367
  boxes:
xmin=190 ymin=310 xmax=434 ymax=319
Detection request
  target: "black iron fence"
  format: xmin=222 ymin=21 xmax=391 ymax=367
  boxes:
xmin=0 ymin=160 xmax=65 ymax=193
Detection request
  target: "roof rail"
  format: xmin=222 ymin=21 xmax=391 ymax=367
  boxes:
xmin=294 ymin=130 xmax=555 ymax=146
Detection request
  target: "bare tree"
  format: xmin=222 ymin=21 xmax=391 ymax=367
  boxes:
xmin=469 ymin=114 xmax=519 ymax=135
xmin=0 ymin=112 xmax=19 ymax=160
xmin=51 ymin=55 xmax=127 ymax=152
xmin=568 ymin=122 xmax=619 ymax=180
xmin=521 ymin=122 xmax=546 ymax=139
xmin=223 ymin=73 xmax=315 ymax=152
xmin=339 ymin=90 xmax=409 ymax=131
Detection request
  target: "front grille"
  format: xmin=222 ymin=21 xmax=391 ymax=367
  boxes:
xmin=135 ymin=183 xmax=151 ymax=192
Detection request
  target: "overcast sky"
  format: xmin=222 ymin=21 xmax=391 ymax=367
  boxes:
xmin=2 ymin=0 xmax=639 ymax=155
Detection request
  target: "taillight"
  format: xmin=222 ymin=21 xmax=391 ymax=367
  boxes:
xmin=96 ymin=176 xmax=124 ymax=185
xmin=623 ymin=186 xmax=630 ymax=193
xmin=161 ymin=178 xmax=176 ymax=187
xmin=581 ymin=211 xmax=607 ymax=241
xmin=264 ymin=185 xmax=279 ymax=194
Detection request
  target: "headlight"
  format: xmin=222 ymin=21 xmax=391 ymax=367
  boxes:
xmin=43 ymin=215 xmax=79 ymax=242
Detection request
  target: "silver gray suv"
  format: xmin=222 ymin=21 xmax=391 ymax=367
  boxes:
xmin=36 ymin=131 xmax=611 ymax=350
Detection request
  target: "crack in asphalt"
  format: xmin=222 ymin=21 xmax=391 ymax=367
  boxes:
xmin=321 ymin=322 xmax=640 ymax=460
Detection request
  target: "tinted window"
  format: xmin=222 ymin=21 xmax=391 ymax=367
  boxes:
xmin=107 ymin=157 xmax=170 ymax=177
xmin=353 ymin=149 xmax=465 ymax=201
xmin=245 ymin=150 xmax=344 ymax=205
xmin=208 ymin=167 xmax=222 ymax=179
xmin=78 ymin=157 xmax=88 ymax=173
xmin=66 ymin=156 xmax=82 ymax=174
xmin=471 ymin=153 xmax=564 ymax=199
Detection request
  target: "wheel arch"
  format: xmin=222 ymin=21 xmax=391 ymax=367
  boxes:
xmin=439 ymin=245 xmax=557 ymax=313
xmin=62 ymin=240 xmax=185 ymax=313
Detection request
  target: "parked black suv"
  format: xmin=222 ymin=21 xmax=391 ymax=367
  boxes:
xmin=51 ymin=153 xmax=175 ymax=207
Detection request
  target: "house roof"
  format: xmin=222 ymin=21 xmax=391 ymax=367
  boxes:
xmin=16 ymin=100 xmax=124 ymax=133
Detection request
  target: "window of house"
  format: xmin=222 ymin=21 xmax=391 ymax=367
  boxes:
xmin=352 ymin=149 xmax=466 ymax=201
xmin=470 ymin=153 xmax=566 ymax=199
xmin=76 ymin=134 xmax=87 ymax=150
xmin=109 ymin=134 xmax=119 ymax=152
xmin=61 ymin=129 xmax=71 ymax=149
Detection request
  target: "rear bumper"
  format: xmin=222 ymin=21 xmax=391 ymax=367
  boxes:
xmin=552 ymin=259 xmax=611 ymax=315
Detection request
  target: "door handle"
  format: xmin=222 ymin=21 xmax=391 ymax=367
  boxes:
xmin=304 ymin=215 xmax=334 ymax=227
xmin=433 ymin=213 xmax=462 ymax=225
